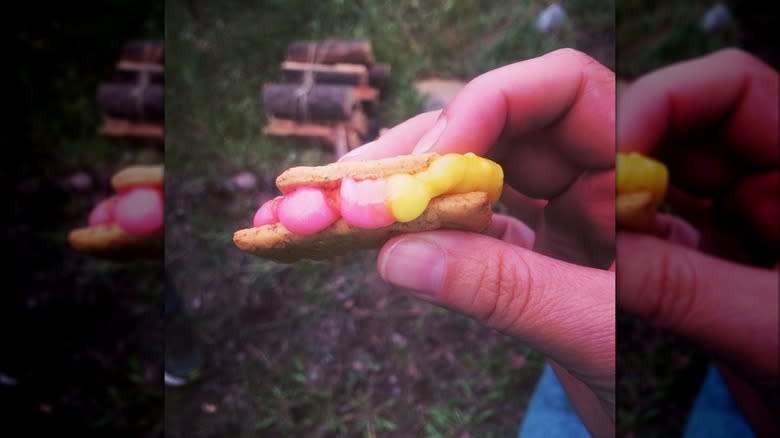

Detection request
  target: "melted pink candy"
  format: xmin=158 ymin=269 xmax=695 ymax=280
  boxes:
xmin=277 ymin=188 xmax=339 ymax=235
xmin=253 ymin=196 xmax=282 ymax=227
xmin=88 ymin=196 xmax=118 ymax=226
xmin=339 ymin=177 xmax=394 ymax=229
xmin=113 ymin=187 xmax=164 ymax=235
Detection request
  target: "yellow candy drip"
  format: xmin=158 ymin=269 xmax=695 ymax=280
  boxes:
xmin=616 ymin=152 xmax=669 ymax=205
xmin=385 ymin=152 xmax=504 ymax=222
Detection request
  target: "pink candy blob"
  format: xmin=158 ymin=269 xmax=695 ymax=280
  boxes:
xmin=253 ymin=196 xmax=282 ymax=227
xmin=113 ymin=187 xmax=164 ymax=235
xmin=88 ymin=196 xmax=118 ymax=226
xmin=339 ymin=177 xmax=394 ymax=229
xmin=277 ymin=188 xmax=339 ymax=235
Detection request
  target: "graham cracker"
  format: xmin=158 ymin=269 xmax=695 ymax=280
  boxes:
xmin=233 ymin=192 xmax=492 ymax=263
xmin=111 ymin=164 xmax=164 ymax=192
xmin=68 ymin=223 xmax=163 ymax=261
xmin=276 ymin=153 xmax=438 ymax=193
xmin=617 ymin=191 xmax=656 ymax=232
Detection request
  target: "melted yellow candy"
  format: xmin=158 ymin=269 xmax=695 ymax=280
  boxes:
xmin=616 ymin=152 xmax=669 ymax=205
xmin=385 ymin=153 xmax=504 ymax=222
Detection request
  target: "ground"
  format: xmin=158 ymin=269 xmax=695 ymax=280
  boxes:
xmin=163 ymin=1 xmax=612 ymax=436
xmin=4 ymin=0 xmax=763 ymax=436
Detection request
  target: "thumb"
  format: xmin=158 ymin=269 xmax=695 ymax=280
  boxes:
xmin=377 ymin=230 xmax=614 ymax=377
xmin=617 ymin=232 xmax=779 ymax=381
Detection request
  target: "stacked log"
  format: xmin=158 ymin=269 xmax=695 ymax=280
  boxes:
xmin=97 ymin=40 xmax=164 ymax=142
xmin=262 ymin=39 xmax=390 ymax=157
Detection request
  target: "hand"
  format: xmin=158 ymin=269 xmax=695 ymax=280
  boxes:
xmin=342 ymin=48 xmax=616 ymax=437
xmin=617 ymin=48 xmax=779 ymax=437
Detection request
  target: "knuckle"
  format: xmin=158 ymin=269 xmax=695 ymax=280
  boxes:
xmin=712 ymin=48 xmax=775 ymax=77
xmin=479 ymin=247 xmax=533 ymax=332
xmin=645 ymin=247 xmax=700 ymax=330
xmin=551 ymin=47 xmax=591 ymax=63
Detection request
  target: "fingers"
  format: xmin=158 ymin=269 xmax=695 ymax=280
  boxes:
xmin=377 ymin=230 xmax=615 ymax=378
xmin=338 ymin=111 xmax=440 ymax=161
xmin=618 ymin=48 xmax=779 ymax=169
xmin=416 ymin=48 xmax=615 ymax=170
xmin=653 ymin=213 xmax=701 ymax=248
xmin=499 ymin=185 xmax=547 ymax=230
xmin=484 ymin=214 xmax=536 ymax=248
xmin=617 ymin=232 xmax=779 ymax=381
xmin=716 ymin=170 xmax=780 ymax=248
xmin=345 ymin=48 xmax=616 ymax=200
xmin=536 ymin=169 xmax=616 ymax=269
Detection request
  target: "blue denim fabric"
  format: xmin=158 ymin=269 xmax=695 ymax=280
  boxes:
xmin=682 ymin=364 xmax=755 ymax=438
xmin=517 ymin=364 xmax=590 ymax=437
xmin=518 ymin=363 xmax=755 ymax=438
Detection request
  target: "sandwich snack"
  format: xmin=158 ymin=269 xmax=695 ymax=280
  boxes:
xmin=616 ymin=152 xmax=669 ymax=231
xmin=233 ymin=152 xmax=504 ymax=263
xmin=68 ymin=164 xmax=164 ymax=261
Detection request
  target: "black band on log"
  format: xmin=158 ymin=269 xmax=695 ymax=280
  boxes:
xmin=97 ymin=83 xmax=164 ymax=121
xmin=280 ymin=62 xmax=367 ymax=86
xmin=368 ymin=63 xmax=391 ymax=89
xmin=262 ymin=83 xmax=355 ymax=121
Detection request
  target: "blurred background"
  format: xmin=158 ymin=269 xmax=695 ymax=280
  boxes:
xmin=3 ymin=1 xmax=164 ymax=435
xmin=164 ymin=0 xmax=612 ymax=436
xmin=5 ymin=0 xmax=774 ymax=436
xmin=616 ymin=1 xmax=777 ymax=437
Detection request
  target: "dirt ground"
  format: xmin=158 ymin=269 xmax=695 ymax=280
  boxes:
xmin=7 ymin=0 xmax=774 ymax=436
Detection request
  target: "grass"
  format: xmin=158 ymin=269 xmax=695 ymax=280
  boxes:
xmin=164 ymin=0 xmax=613 ymax=436
xmin=615 ymin=1 xmax=748 ymax=437
xmin=616 ymin=0 xmax=740 ymax=79
xmin=5 ymin=1 xmax=165 ymax=435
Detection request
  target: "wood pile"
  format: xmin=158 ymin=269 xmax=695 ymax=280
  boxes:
xmin=261 ymin=39 xmax=390 ymax=157
xmin=97 ymin=40 xmax=164 ymax=142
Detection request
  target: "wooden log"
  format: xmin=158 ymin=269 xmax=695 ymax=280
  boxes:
xmin=350 ymin=108 xmax=368 ymax=136
xmin=368 ymin=62 xmax=391 ymax=89
xmin=263 ymin=117 xmax=362 ymax=157
xmin=264 ymin=117 xmax=335 ymax=139
xmin=353 ymin=86 xmax=379 ymax=116
xmin=280 ymin=61 xmax=368 ymax=86
xmin=97 ymin=83 xmax=164 ymax=122
xmin=115 ymin=61 xmax=164 ymax=84
xmin=98 ymin=117 xmax=164 ymax=142
xmin=286 ymin=40 xmax=375 ymax=65
xmin=120 ymin=40 xmax=164 ymax=64
xmin=262 ymin=83 xmax=356 ymax=122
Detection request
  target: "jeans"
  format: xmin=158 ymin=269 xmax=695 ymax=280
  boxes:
xmin=518 ymin=363 xmax=755 ymax=437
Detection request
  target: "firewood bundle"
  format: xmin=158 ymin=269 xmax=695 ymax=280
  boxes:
xmin=96 ymin=40 xmax=164 ymax=142
xmin=262 ymin=39 xmax=390 ymax=157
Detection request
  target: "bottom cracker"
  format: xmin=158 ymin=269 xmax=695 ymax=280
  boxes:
xmin=616 ymin=192 xmax=657 ymax=232
xmin=68 ymin=223 xmax=163 ymax=261
xmin=233 ymin=192 xmax=492 ymax=263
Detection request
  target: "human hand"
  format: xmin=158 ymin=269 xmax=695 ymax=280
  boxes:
xmin=617 ymin=48 xmax=779 ymax=436
xmin=342 ymin=48 xmax=616 ymax=437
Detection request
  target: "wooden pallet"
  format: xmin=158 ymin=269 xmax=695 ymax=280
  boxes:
xmin=99 ymin=117 xmax=164 ymax=142
xmin=261 ymin=39 xmax=390 ymax=157
xmin=97 ymin=40 xmax=164 ymax=143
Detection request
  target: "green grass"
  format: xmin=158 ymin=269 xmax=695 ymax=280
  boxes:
xmin=615 ymin=2 xmax=743 ymax=436
xmin=7 ymin=1 xmax=165 ymax=434
xmin=617 ymin=0 xmax=740 ymax=78
xmin=164 ymin=0 xmax=613 ymax=436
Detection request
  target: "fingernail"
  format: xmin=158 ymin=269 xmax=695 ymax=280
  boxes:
xmin=338 ymin=141 xmax=375 ymax=161
xmin=412 ymin=116 xmax=447 ymax=154
xmin=379 ymin=237 xmax=446 ymax=298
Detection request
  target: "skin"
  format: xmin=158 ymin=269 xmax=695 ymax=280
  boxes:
xmin=340 ymin=48 xmax=617 ymax=438
xmin=617 ymin=48 xmax=779 ymax=437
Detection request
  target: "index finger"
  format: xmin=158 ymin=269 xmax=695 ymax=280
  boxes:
xmin=617 ymin=48 xmax=779 ymax=167
xmin=342 ymin=48 xmax=615 ymax=171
